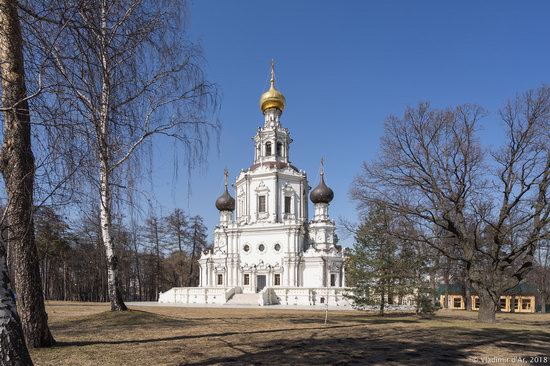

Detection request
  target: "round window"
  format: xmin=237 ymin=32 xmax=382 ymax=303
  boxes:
xmin=258 ymin=244 xmax=265 ymax=252
xmin=243 ymin=244 xmax=250 ymax=252
xmin=274 ymin=243 xmax=281 ymax=251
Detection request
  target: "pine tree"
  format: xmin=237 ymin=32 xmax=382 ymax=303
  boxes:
xmin=346 ymin=206 xmax=426 ymax=315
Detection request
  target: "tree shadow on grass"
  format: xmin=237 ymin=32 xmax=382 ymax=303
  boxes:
xmin=54 ymin=309 xmax=192 ymax=331
xmin=183 ymin=336 xmax=473 ymax=365
xmin=181 ymin=327 xmax=550 ymax=366
xmin=287 ymin=316 xmax=420 ymax=326
xmin=55 ymin=323 xmax=368 ymax=347
xmin=51 ymin=310 xmax=550 ymax=365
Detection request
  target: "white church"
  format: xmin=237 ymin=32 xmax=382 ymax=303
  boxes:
xmin=159 ymin=64 xmax=350 ymax=307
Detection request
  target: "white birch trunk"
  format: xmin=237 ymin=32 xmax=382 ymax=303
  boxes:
xmin=99 ymin=159 xmax=127 ymax=311
xmin=96 ymin=0 xmax=126 ymax=312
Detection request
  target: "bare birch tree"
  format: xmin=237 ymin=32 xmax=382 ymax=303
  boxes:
xmin=23 ymin=0 xmax=218 ymax=311
xmin=352 ymin=89 xmax=550 ymax=322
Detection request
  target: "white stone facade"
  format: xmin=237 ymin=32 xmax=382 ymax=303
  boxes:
xmin=159 ymin=66 xmax=349 ymax=307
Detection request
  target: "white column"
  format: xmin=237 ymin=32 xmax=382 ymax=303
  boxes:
xmin=228 ymin=260 xmax=233 ymax=287
xmin=270 ymin=188 xmax=276 ymax=222
xmin=298 ymin=260 xmax=302 ymax=287
xmin=205 ymin=261 xmax=210 ymax=287
xmin=293 ymin=259 xmax=298 ymax=286
xmin=235 ymin=261 xmax=239 ymax=287
xmin=296 ymin=179 xmax=307 ymax=220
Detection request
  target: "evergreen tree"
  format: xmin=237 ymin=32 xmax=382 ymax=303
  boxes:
xmin=346 ymin=206 xmax=428 ymax=315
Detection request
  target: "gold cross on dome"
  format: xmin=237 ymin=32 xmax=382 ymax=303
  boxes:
xmin=223 ymin=168 xmax=229 ymax=187
xmin=270 ymin=59 xmax=275 ymax=87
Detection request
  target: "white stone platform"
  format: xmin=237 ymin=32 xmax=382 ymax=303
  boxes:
xmin=127 ymin=301 xmax=358 ymax=311
xmin=158 ymin=286 xmax=354 ymax=308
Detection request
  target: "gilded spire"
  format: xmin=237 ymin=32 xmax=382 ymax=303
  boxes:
xmin=259 ymin=60 xmax=286 ymax=113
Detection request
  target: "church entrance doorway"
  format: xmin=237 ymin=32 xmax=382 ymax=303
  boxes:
xmin=256 ymin=275 xmax=266 ymax=293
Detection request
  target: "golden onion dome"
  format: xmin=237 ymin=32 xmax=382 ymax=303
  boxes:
xmin=259 ymin=61 xmax=286 ymax=113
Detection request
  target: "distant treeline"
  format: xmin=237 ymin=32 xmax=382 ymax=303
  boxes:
xmin=7 ymin=207 xmax=208 ymax=302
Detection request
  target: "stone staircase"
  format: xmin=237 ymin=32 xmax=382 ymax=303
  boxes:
xmin=225 ymin=293 xmax=260 ymax=306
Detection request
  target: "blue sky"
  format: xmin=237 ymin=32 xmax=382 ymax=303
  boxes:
xmin=147 ymin=0 xmax=550 ymax=246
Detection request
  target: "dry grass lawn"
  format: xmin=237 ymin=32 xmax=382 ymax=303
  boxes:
xmin=29 ymin=301 xmax=550 ymax=365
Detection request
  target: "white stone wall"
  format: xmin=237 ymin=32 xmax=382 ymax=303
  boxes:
xmin=268 ymin=287 xmax=353 ymax=307
xmin=158 ymin=287 xmax=240 ymax=305
xmin=302 ymin=257 xmax=324 ymax=288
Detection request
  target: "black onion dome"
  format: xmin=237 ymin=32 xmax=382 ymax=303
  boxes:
xmin=310 ymin=174 xmax=334 ymax=204
xmin=215 ymin=186 xmax=235 ymax=211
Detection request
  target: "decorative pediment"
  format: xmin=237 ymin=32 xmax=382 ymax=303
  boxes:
xmin=241 ymin=261 xmax=283 ymax=272
xmin=255 ymin=181 xmax=270 ymax=193
xmin=213 ymin=248 xmax=226 ymax=257
xmin=282 ymin=183 xmax=295 ymax=195
xmin=304 ymin=245 xmax=318 ymax=256
xmin=214 ymin=264 xmax=226 ymax=272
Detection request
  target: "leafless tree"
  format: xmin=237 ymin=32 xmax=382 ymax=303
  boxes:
xmin=23 ymin=0 xmax=219 ymax=311
xmin=0 ymin=231 xmax=33 ymax=365
xmin=187 ymin=215 xmax=206 ymax=286
xmin=0 ymin=0 xmax=54 ymax=357
xmin=529 ymin=239 xmax=550 ymax=313
xmin=352 ymin=88 xmax=550 ymax=322
xmin=165 ymin=208 xmax=189 ymax=286
xmin=144 ymin=214 xmax=164 ymax=299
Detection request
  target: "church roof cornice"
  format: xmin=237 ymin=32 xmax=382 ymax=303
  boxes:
xmin=248 ymin=161 xmax=299 ymax=173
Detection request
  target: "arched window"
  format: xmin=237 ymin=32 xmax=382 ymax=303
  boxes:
xmin=276 ymin=142 xmax=283 ymax=156
xmin=265 ymin=142 xmax=272 ymax=156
